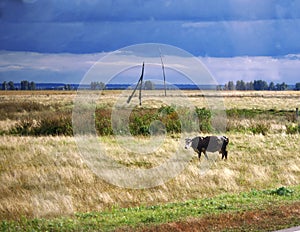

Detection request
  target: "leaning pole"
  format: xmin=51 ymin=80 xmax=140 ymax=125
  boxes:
xmin=127 ymin=62 xmax=145 ymax=105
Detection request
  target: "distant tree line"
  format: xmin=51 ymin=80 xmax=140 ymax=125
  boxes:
xmin=2 ymin=80 xmax=37 ymax=90
xmin=223 ymin=80 xmax=300 ymax=91
xmin=2 ymin=80 xmax=300 ymax=91
xmin=2 ymin=81 xmax=16 ymax=90
xmin=1 ymin=80 xmax=74 ymax=91
xmin=90 ymin=81 xmax=106 ymax=90
xmin=90 ymin=81 xmax=155 ymax=90
xmin=20 ymin=80 xmax=36 ymax=90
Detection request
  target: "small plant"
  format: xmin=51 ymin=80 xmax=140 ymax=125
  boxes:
xmin=269 ymin=187 xmax=294 ymax=196
xmin=249 ymin=121 xmax=270 ymax=135
xmin=158 ymin=105 xmax=176 ymax=115
xmin=286 ymin=123 xmax=300 ymax=134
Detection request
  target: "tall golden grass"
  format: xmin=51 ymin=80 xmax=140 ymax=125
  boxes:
xmin=0 ymin=133 xmax=299 ymax=219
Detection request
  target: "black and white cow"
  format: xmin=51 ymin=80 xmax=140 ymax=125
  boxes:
xmin=185 ymin=136 xmax=229 ymax=160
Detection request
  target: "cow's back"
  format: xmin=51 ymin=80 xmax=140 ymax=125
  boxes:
xmin=205 ymin=136 xmax=224 ymax=152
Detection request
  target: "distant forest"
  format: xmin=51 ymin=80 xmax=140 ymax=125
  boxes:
xmin=222 ymin=80 xmax=300 ymax=91
xmin=1 ymin=80 xmax=300 ymax=91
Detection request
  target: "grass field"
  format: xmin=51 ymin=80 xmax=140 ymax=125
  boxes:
xmin=0 ymin=90 xmax=299 ymax=231
xmin=1 ymin=186 xmax=299 ymax=231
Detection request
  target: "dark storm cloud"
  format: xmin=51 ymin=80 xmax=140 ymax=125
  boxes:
xmin=2 ymin=0 xmax=300 ymax=23
xmin=1 ymin=0 xmax=300 ymax=56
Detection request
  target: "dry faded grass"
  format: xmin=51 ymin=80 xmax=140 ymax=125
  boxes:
xmin=0 ymin=119 xmax=17 ymax=132
xmin=94 ymin=90 xmax=300 ymax=110
xmin=0 ymin=90 xmax=77 ymax=96
xmin=223 ymin=95 xmax=300 ymax=110
xmin=0 ymin=133 xmax=299 ymax=220
xmin=0 ymin=93 xmax=74 ymax=107
xmin=2 ymin=90 xmax=299 ymax=110
xmin=189 ymin=90 xmax=300 ymax=110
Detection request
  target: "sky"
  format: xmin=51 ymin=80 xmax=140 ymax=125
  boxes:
xmin=1 ymin=0 xmax=300 ymax=85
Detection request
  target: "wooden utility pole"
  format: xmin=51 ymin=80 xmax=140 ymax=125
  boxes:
xmin=138 ymin=64 xmax=144 ymax=106
xmin=159 ymin=48 xmax=167 ymax=96
xmin=127 ymin=62 xmax=145 ymax=105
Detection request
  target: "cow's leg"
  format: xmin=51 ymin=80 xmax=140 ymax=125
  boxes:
xmin=222 ymin=150 xmax=228 ymax=160
xmin=221 ymin=150 xmax=225 ymax=159
xmin=204 ymin=151 xmax=209 ymax=160
xmin=198 ymin=152 xmax=201 ymax=160
xmin=224 ymin=150 xmax=228 ymax=160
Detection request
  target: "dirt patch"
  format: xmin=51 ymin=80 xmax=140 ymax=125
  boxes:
xmin=120 ymin=202 xmax=300 ymax=232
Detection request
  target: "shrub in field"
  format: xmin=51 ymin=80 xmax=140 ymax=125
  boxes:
xmin=34 ymin=113 xmax=73 ymax=136
xmin=195 ymin=107 xmax=212 ymax=132
xmin=8 ymin=105 xmax=213 ymax=136
xmin=128 ymin=108 xmax=154 ymax=136
xmin=249 ymin=121 xmax=270 ymax=135
xmin=130 ymin=114 xmax=153 ymax=136
xmin=156 ymin=106 xmax=212 ymax=134
xmin=265 ymin=186 xmax=294 ymax=196
xmin=9 ymin=113 xmax=73 ymax=136
xmin=286 ymin=123 xmax=300 ymax=134
xmin=94 ymin=105 xmax=212 ymax=136
xmin=95 ymin=108 xmax=113 ymax=135
xmin=9 ymin=118 xmax=36 ymax=135
xmin=157 ymin=105 xmax=181 ymax=134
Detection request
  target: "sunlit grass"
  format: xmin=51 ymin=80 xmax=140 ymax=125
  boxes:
xmin=0 ymin=133 xmax=299 ymax=220
xmin=0 ymin=90 xmax=300 ymax=230
xmin=1 ymin=186 xmax=299 ymax=231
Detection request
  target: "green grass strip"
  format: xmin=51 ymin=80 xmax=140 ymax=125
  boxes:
xmin=1 ymin=186 xmax=299 ymax=232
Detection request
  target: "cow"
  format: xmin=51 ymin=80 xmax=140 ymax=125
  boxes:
xmin=185 ymin=136 xmax=229 ymax=160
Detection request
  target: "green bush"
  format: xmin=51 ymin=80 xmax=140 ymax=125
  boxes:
xmin=268 ymin=187 xmax=294 ymax=196
xmin=129 ymin=112 xmax=155 ymax=136
xmin=8 ymin=106 xmax=213 ymax=136
xmin=286 ymin=123 xmax=300 ymax=134
xmin=95 ymin=108 xmax=113 ymax=135
xmin=158 ymin=105 xmax=181 ymax=134
xmin=195 ymin=107 xmax=212 ymax=132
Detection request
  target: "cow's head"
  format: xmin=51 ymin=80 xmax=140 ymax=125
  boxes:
xmin=185 ymin=138 xmax=192 ymax=149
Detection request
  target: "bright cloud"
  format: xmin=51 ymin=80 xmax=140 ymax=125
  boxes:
xmin=201 ymin=55 xmax=300 ymax=84
xmin=1 ymin=50 xmax=300 ymax=84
